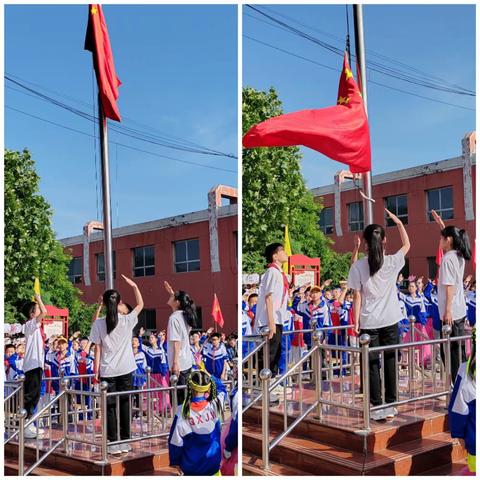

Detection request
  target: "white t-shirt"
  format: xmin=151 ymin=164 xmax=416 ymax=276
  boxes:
xmin=167 ymin=310 xmax=193 ymax=373
xmin=437 ymin=250 xmax=467 ymax=320
xmin=89 ymin=311 xmax=138 ymax=378
xmin=23 ymin=319 xmax=45 ymax=373
xmin=255 ymin=266 xmax=289 ymax=329
xmin=347 ymin=250 xmax=405 ymax=329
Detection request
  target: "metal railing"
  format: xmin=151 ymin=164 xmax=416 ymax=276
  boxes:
xmin=15 ymin=369 xmax=235 ymax=475
xmin=4 ymin=376 xmax=25 ymax=446
xmin=253 ymin=316 xmax=472 ymax=471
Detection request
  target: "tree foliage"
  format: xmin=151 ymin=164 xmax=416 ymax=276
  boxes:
xmin=242 ymin=87 xmax=351 ymax=283
xmin=4 ymin=149 xmax=95 ymax=334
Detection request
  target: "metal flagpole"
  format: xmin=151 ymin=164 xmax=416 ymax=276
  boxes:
xmin=98 ymin=95 xmax=114 ymax=290
xmin=353 ymin=4 xmax=373 ymax=225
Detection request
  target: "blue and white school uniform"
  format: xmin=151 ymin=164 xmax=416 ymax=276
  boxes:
xmin=423 ymin=282 xmax=442 ymax=333
xmin=448 ymin=361 xmax=476 ymax=473
xmin=144 ymin=345 xmax=169 ymax=377
xmin=279 ymin=309 xmax=293 ymax=375
xmin=224 ymin=386 xmax=238 ymax=454
xmin=291 ymin=297 xmax=331 ymax=348
xmin=168 ymin=377 xmax=226 ymax=475
xmin=7 ymin=353 xmax=24 ymax=381
xmin=203 ymin=343 xmax=228 ymax=378
xmin=403 ymin=293 xmax=429 ymax=326
xmin=242 ymin=311 xmax=253 ymax=358
xmin=133 ymin=350 xmax=147 ymax=388
xmin=466 ymin=290 xmax=476 ymax=327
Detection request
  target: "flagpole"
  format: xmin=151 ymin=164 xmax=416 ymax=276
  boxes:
xmin=98 ymin=95 xmax=114 ymax=290
xmin=353 ymin=5 xmax=373 ymax=226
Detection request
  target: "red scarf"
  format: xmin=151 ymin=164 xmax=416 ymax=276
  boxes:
xmin=267 ymin=263 xmax=289 ymax=304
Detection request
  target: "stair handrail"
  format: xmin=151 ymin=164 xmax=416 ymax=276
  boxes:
xmin=4 ymin=376 xmax=25 ymax=446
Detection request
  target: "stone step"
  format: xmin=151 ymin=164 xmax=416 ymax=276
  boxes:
xmin=419 ymin=461 xmax=470 ymax=476
xmin=243 ymin=423 xmax=465 ymax=476
xmin=4 ymin=459 xmax=75 ymax=476
xmin=242 ymin=453 xmax=311 ymax=476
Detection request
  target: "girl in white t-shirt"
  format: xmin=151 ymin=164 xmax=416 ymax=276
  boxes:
xmin=164 ymin=281 xmax=199 ymax=405
xmin=348 ymin=209 xmax=410 ymax=421
xmin=431 ymin=210 xmax=472 ymax=382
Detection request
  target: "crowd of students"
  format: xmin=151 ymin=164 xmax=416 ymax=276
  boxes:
xmin=4 ymin=277 xmax=238 ymax=475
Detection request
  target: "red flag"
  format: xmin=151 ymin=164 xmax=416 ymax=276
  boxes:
xmin=243 ymin=52 xmax=371 ymax=174
xmin=211 ymin=294 xmax=225 ymax=329
xmin=85 ymin=4 xmax=122 ymax=121
xmin=435 ymin=240 xmax=444 ymax=267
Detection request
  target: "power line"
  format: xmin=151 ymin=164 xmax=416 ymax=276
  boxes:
xmin=5 ymin=105 xmax=237 ymax=174
xmin=243 ymin=34 xmax=475 ymax=112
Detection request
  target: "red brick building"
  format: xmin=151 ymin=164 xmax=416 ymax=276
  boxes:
xmin=312 ymin=133 xmax=476 ymax=279
xmin=60 ymin=185 xmax=238 ymax=333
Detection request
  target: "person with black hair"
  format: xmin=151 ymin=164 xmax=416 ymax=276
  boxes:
xmin=20 ymin=293 xmax=47 ymax=438
xmin=255 ymin=243 xmax=290 ymax=379
xmin=348 ymin=209 xmax=410 ymax=421
xmin=432 ymin=210 xmax=472 ymax=382
xmin=164 ymin=281 xmax=198 ymax=405
xmin=88 ymin=275 xmax=144 ymax=455
xmin=203 ymin=332 xmax=228 ymax=379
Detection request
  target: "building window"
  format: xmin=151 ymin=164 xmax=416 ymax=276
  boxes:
xmin=348 ymin=202 xmax=364 ymax=232
xmin=68 ymin=257 xmax=82 ymax=284
xmin=174 ymin=239 xmax=200 ymax=273
xmin=138 ymin=309 xmax=156 ymax=332
xmin=427 ymin=256 xmax=438 ymax=280
xmin=96 ymin=252 xmax=116 ymax=281
xmin=384 ymin=194 xmax=408 ymax=226
xmin=399 ymin=257 xmax=409 ymax=289
xmin=133 ymin=246 xmax=155 ymax=277
xmin=319 ymin=207 xmax=334 ymax=234
xmin=427 ymin=186 xmax=453 ymax=221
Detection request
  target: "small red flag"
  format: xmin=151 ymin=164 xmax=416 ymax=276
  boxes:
xmin=85 ymin=4 xmax=122 ymax=121
xmin=243 ymin=52 xmax=371 ymax=174
xmin=435 ymin=240 xmax=444 ymax=267
xmin=211 ymin=294 xmax=225 ymax=329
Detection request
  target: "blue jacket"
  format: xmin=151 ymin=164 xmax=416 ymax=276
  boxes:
xmin=423 ymin=282 xmax=442 ymax=331
xmin=168 ymin=377 xmax=226 ymax=475
xmin=448 ymin=362 xmax=476 ymax=456
xmin=203 ymin=343 xmax=227 ymax=378
xmin=225 ymin=386 xmax=238 ymax=453
xmin=466 ymin=291 xmax=476 ymax=327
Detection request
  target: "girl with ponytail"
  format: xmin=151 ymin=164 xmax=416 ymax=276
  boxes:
xmin=168 ymin=369 xmax=227 ymax=475
xmin=164 ymin=281 xmax=199 ymax=405
xmin=89 ymin=275 xmax=144 ymax=455
xmin=431 ymin=210 xmax=472 ymax=382
xmin=347 ymin=209 xmax=410 ymax=421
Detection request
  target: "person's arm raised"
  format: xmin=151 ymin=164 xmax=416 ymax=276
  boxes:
xmin=121 ymin=275 xmax=144 ymax=315
xmin=431 ymin=210 xmax=446 ymax=230
xmin=385 ymin=208 xmax=410 ymax=255
xmin=351 ymin=236 xmax=361 ymax=265
xmin=34 ymin=294 xmax=47 ymax=324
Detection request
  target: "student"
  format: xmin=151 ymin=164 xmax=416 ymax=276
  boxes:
xmin=222 ymin=384 xmax=238 ymax=475
xmin=190 ymin=328 xmax=212 ymax=368
xmin=89 ymin=275 xmax=144 ymax=455
xmin=164 ymin=281 xmax=198 ymax=405
xmin=241 ymin=310 xmax=253 ymax=358
xmin=203 ymin=333 xmax=228 ymax=379
xmin=448 ymin=328 xmax=476 ymax=475
xmin=132 ymin=336 xmax=147 ymax=417
xmin=225 ymin=335 xmax=238 ymax=367
xmin=466 ymin=287 xmax=476 ymax=328
xmin=168 ymin=370 xmax=226 ymax=476
xmin=431 ymin=210 xmax=472 ymax=382
xmin=20 ymin=294 xmax=48 ymax=438
xmin=255 ymin=243 xmax=290 ymax=378
xmin=75 ymin=337 xmax=94 ymax=421
xmin=348 ymin=209 xmax=410 ymax=421
xmin=4 ymin=344 xmax=16 ymax=381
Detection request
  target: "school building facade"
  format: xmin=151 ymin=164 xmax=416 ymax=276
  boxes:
xmin=59 ymin=185 xmax=238 ymax=334
xmin=312 ymin=132 xmax=476 ymax=279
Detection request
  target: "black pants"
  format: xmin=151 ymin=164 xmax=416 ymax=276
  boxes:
xmin=360 ymin=324 xmax=398 ymax=406
xmin=24 ymin=368 xmax=43 ymax=418
xmin=440 ymin=317 xmax=466 ymax=383
xmin=172 ymin=368 xmax=192 ymax=406
xmin=257 ymin=324 xmax=283 ymax=378
xmin=101 ymin=373 xmax=132 ymax=442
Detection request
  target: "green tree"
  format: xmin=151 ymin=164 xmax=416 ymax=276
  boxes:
xmin=242 ymin=87 xmax=351 ymax=283
xmin=4 ymin=149 xmax=95 ymax=334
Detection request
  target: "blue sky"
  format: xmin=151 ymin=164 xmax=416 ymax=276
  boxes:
xmin=5 ymin=4 xmax=237 ymax=238
xmin=243 ymin=4 xmax=475 ymax=188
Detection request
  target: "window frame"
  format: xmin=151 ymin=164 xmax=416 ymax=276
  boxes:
xmin=319 ymin=206 xmax=334 ymax=235
xmin=132 ymin=245 xmax=155 ymax=278
xmin=173 ymin=238 xmax=201 ymax=273
xmin=68 ymin=256 xmax=83 ymax=284
xmin=384 ymin=194 xmax=408 ymax=227
xmin=96 ymin=251 xmax=117 ymax=282
xmin=347 ymin=201 xmax=364 ymax=232
xmin=426 ymin=186 xmax=454 ymax=222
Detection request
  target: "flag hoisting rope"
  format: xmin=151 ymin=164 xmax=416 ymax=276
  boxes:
xmin=85 ymin=4 xmax=122 ymax=289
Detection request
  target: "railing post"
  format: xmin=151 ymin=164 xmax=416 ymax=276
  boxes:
xmin=18 ymin=375 xmax=25 ymax=411
xmin=61 ymin=378 xmax=70 ymax=453
xmin=359 ymin=333 xmax=371 ymax=431
xmin=171 ymin=374 xmax=179 ymax=413
xmin=146 ymin=366 xmax=152 ymax=429
xmin=18 ymin=408 xmax=27 ymax=476
xmin=313 ymin=331 xmax=323 ymax=420
xmin=100 ymin=381 xmax=109 ymax=463
xmin=442 ymin=324 xmax=452 ymax=406
xmin=259 ymin=368 xmax=272 ymax=472
xmin=408 ymin=315 xmax=416 ymax=390
xmin=260 ymin=326 xmax=270 ymax=372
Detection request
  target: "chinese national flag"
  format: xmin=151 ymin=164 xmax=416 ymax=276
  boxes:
xmin=212 ymin=294 xmax=225 ymax=328
xmin=85 ymin=4 xmax=122 ymax=121
xmin=435 ymin=240 xmax=444 ymax=267
xmin=243 ymin=52 xmax=371 ymax=174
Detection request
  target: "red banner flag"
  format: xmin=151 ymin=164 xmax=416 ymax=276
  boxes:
xmin=85 ymin=4 xmax=122 ymax=121
xmin=243 ymin=52 xmax=371 ymax=174
xmin=435 ymin=240 xmax=444 ymax=267
xmin=212 ymin=294 xmax=225 ymax=329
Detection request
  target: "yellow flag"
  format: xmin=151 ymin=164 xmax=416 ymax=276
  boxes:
xmin=32 ymin=277 xmax=40 ymax=301
xmin=283 ymin=225 xmax=292 ymax=274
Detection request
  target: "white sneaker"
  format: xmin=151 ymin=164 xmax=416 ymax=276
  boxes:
xmin=120 ymin=443 xmax=132 ymax=453
xmin=385 ymin=407 xmax=398 ymax=419
xmin=24 ymin=424 xmax=38 ymax=439
xmin=370 ymin=408 xmax=387 ymax=421
xmin=108 ymin=444 xmax=122 ymax=455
